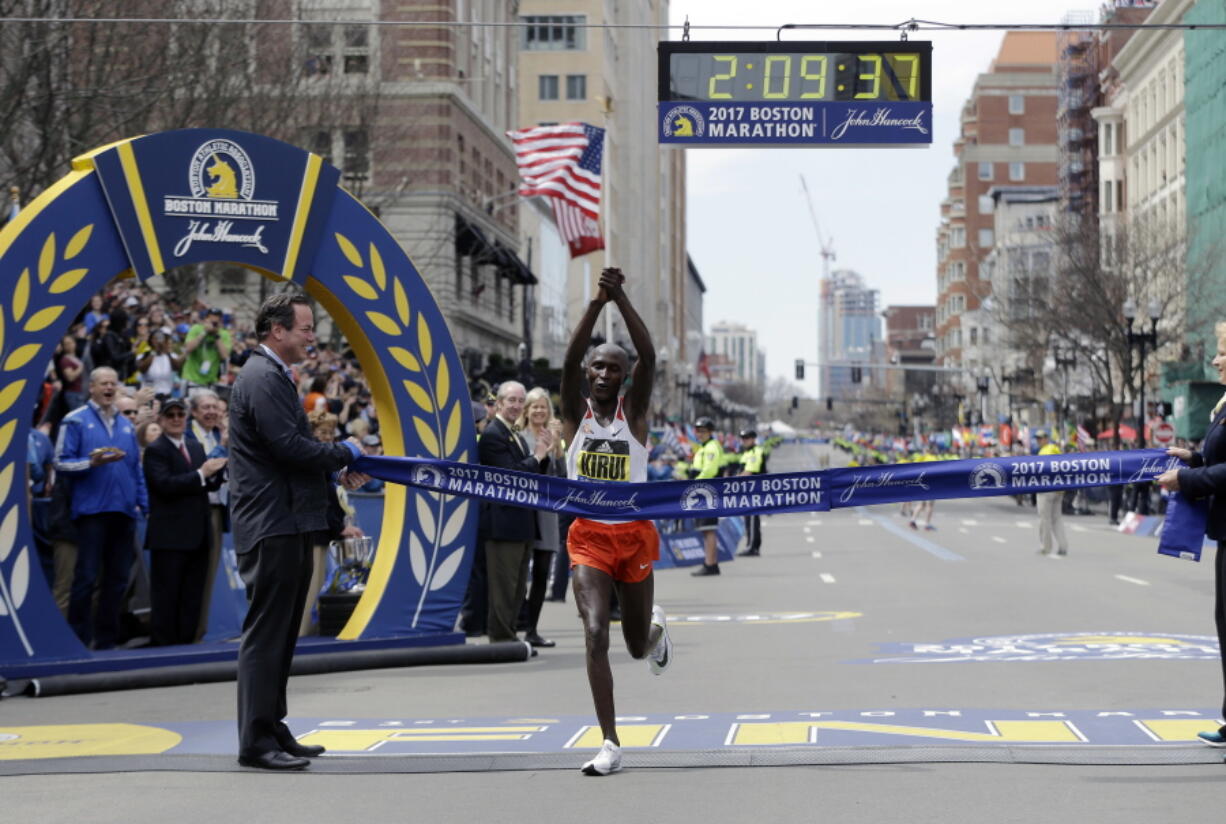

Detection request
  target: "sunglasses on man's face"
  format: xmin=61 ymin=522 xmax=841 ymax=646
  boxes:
xmin=162 ymin=410 xmax=186 ymax=419
xmin=122 ymin=409 xmax=139 ymax=417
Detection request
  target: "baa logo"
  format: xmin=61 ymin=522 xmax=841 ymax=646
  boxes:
xmin=662 ymin=105 xmax=704 ymax=139
xmin=190 ymin=139 xmax=255 ymax=201
xmin=969 ymin=462 xmax=1007 ymax=490
xmin=412 ymin=465 xmax=446 ymax=490
xmin=680 ymin=482 xmax=718 ymax=511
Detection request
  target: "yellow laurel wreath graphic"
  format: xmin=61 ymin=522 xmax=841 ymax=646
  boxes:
xmin=334 ymin=232 xmax=471 ymax=602
xmin=0 ymin=223 xmax=94 ymax=651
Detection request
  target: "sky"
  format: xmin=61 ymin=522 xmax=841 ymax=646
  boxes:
xmin=666 ymin=0 xmax=1096 ymax=393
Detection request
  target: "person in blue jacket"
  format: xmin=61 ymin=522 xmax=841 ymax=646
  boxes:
xmin=54 ymin=366 xmax=148 ymax=649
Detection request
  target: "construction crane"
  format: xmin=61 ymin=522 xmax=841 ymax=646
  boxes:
xmin=799 ymin=174 xmax=836 ymax=280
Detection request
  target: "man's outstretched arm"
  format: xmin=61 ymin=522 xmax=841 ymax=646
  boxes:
xmin=560 ymin=272 xmax=613 ymax=441
xmin=607 ymin=274 xmax=655 ymax=438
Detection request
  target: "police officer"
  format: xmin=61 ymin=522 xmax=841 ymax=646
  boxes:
xmin=689 ymin=417 xmax=724 ymax=576
xmin=737 ymin=429 xmax=766 ymax=557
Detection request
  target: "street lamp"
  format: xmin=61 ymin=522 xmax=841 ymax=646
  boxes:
xmin=1053 ymin=343 xmax=1077 ymax=443
xmin=975 ymin=371 xmax=991 ymax=426
xmin=1123 ymin=298 xmax=1160 ymax=447
xmin=675 ymin=364 xmax=692 ymax=424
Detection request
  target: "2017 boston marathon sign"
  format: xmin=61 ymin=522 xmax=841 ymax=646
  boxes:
xmin=354 ymin=449 xmax=1180 ymax=521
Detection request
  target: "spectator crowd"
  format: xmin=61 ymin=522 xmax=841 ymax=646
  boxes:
xmin=30 ymin=281 xmax=381 ymax=650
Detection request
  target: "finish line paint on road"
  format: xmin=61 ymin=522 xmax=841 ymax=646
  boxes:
xmin=3 ymin=709 xmax=1223 ymax=761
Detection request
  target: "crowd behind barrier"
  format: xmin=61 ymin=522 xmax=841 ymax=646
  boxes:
xmin=31 ymin=282 xmax=385 ymax=650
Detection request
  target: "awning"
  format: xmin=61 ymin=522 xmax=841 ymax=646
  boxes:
xmin=492 ymin=241 xmax=537 ymax=285
xmin=455 ymin=213 xmax=498 ymax=263
xmin=455 ymin=213 xmax=537 ymax=285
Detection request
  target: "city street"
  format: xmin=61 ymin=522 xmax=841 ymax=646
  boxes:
xmin=4 ymin=442 xmax=1224 ymax=821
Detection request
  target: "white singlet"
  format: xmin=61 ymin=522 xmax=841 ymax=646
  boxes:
xmin=566 ymin=398 xmax=650 ymax=524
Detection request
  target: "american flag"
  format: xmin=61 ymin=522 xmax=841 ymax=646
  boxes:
xmin=508 ymin=122 xmax=604 ymax=217
xmin=550 ymin=198 xmax=605 ymax=259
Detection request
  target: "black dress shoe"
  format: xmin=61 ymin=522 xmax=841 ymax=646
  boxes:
xmin=279 ymin=739 xmax=326 ymax=758
xmin=524 ymin=631 xmax=556 ymax=648
xmin=691 ymin=564 xmax=721 ymax=576
xmin=737 ymin=549 xmax=760 ymax=557
xmin=237 ymin=751 xmax=310 ymax=770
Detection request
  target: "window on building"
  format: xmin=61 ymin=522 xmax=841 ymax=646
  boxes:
xmin=978 ymin=228 xmax=994 ymax=248
xmin=978 ymin=161 xmax=993 ymax=181
xmin=970 ymin=327 xmax=978 ymax=345
xmin=978 ymin=194 xmax=994 ymax=214
xmin=1009 ymin=128 xmax=1024 ymax=146
xmin=951 ymin=261 xmax=966 ymax=281
xmin=521 ymin=15 xmax=586 ymax=50
xmin=982 ymin=327 xmax=990 ymax=344
xmin=1009 ymin=94 xmax=1024 ymax=115
xmin=950 ymin=226 xmax=966 ymax=248
xmin=343 ymin=129 xmax=370 ymax=177
xmin=303 ymin=21 xmax=371 ymax=76
xmin=1103 ymin=179 xmax=1114 ymax=213
xmin=566 ymin=74 xmax=587 ymax=100
xmin=1009 ymin=162 xmax=1025 ymax=181
xmin=539 ymin=74 xmax=559 ymax=100
xmin=1103 ymin=122 xmax=1114 ymax=156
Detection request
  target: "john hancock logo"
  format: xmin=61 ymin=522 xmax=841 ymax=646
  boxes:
xmin=680 ymin=482 xmax=718 ymax=512
xmin=164 ymin=138 xmax=280 ymax=257
xmin=662 ymin=105 xmax=704 ymax=139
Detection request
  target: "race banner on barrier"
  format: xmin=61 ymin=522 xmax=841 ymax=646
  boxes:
xmin=353 ymin=448 xmax=1181 ymax=521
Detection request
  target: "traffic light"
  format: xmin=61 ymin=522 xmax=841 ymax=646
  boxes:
xmin=851 ymin=366 xmax=862 ymax=384
xmin=826 ymin=396 xmax=833 ymax=411
xmin=795 ymin=359 xmax=805 ymax=380
xmin=791 ymin=396 xmax=799 ymax=410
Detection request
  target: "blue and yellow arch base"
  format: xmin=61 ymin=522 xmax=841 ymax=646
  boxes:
xmin=0 ymin=129 xmax=477 ymax=669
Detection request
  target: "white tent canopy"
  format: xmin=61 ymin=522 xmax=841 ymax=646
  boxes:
xmin=765 ymin=419 xmax=797 ymax=437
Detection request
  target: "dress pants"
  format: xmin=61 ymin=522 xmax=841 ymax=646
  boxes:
xmin=486 ymin=540 xmax=532 ymax=643
xmin=236 ymin=533 xmax=314 ymax=757
xmin=1216 ymin=542 xmax=1226 ymax=728
xmin=195 ymin=506 xmax=225 ymax=641
xmin=150 ymin=543 xmax=209 ymax=646
xmin=745 ymin=514 xmax=762 ymax=553
xmin=68 ymin=512 xmax=136 ymax=649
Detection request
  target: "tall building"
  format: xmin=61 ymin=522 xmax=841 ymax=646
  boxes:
xmin=934 ymin=33 xmax=1060 ymax=381
xmin=516 ymin=1 xmax=687 ymax=416
xmin=705 ymin=321 xmax=763 ymax=387
xmin=881 ymin=305 xmax=936 ymax=404
xmin=819 ymin=269 xmax=882 ymax=402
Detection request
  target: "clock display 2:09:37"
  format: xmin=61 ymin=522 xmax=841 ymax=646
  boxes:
xmin=670 ymin=52 xmax=923 ymax=103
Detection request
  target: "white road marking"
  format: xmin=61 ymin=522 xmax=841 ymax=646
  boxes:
xmin=803 ymin=527 xmax=812 ymax=534
xmin=857 ymin=519 xmax=874 ymax=526
xmin=1016 ymin=521 xmax=1034 ymax=528
xmin=1070 ymin=524 xmax=1088 ymax=533
xmin=806 ymin=520 xmax=822 ymax=526
xmin=806 ymin=536 xmax=815 ymax=543
xmin=811 ymin=551 xmax=822 ymax=558
xmin=820 ymin=573 xmax=836 ymax=584
xmin=961 ymin=519 xmax=979 ymax=526
xmin=991 ymin=536 xmax=1007 ymax=544
xmin=1115 ymin=574 xmax=1150 ymax=587
xmin=958 ymin=527 xmax=969 ymax=534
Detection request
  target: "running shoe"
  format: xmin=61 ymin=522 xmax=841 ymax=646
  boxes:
xmin=581 ymin=739 xmax=623 ymax=776
xmin=1197 ymin=729 xmax=1226 ymax=747
xmin=648 ymin=604 xmax=673 ymax=676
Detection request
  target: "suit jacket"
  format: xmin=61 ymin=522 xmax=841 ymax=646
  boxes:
xmin=228 ymin=348 xmax=355 ymax=553
xmin=478 ymin=415 xmax=547 ymax=543
xmin=143 ymin=434 xmax=222 ymax=550
xmin=1179 ymin=402 xmax=1226 ymax=541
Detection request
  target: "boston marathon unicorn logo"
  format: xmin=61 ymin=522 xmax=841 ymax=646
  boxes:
xmin=412 ymin=464 xmax=446 ymax=490
xmin=662 ymin=105 xmax=704 ymax=139
xmin=204 ymin=154 xmax=239 ymax=199
xmin=189 ymin=139 xmax=255 ymax=201
xmin=680 ymin=482 xmax=718 ymax=511
xmin=969 ymin=462 xmax=1007 ymax=490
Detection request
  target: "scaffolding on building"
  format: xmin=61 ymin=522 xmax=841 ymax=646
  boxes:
xmin=1057 ymin=10 xmax=1099 ymax=219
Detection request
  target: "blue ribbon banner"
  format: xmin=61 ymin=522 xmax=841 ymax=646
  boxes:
xmin=353 ymin=449 xmax=1180 ymax=522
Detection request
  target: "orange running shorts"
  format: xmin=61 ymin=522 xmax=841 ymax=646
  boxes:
xmin=568 ymin=518 xmax=660 ymax=583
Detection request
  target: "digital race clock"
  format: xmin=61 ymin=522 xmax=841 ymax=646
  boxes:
xmin=657 ymin=41 xmax=933 ymax=147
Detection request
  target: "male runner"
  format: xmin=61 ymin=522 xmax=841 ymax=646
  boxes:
xmin=560 ymin=267 xmax=672 ymax=777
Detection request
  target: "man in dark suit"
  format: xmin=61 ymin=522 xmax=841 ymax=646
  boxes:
xmin=478 ymin=381 xmax=554 ymax=643
xmin=143 ymin=398 xmax=226 ymax=646
xmin=229 ymin=292 xmax=367 ymax=771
